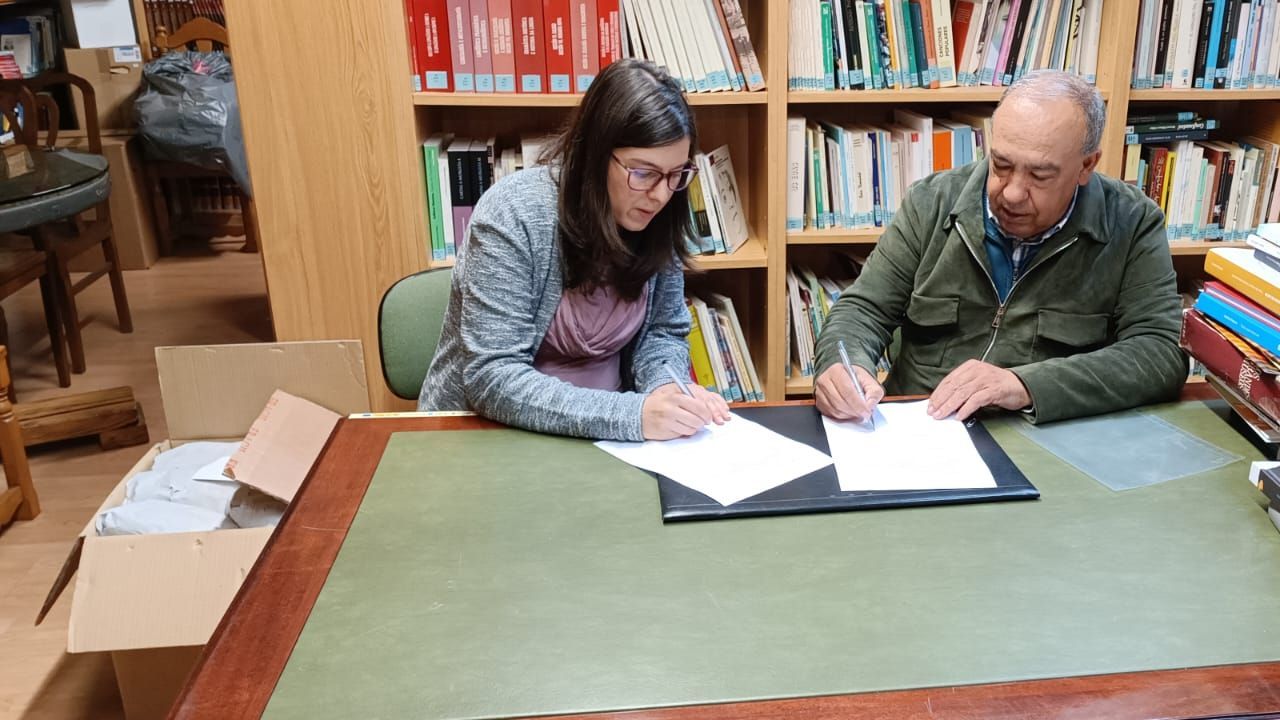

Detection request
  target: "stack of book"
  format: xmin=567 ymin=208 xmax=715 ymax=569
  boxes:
xmin=0 ymin=14 xmax=58 ymax=77
xmin=785 ymin=255 xmax=883 ymax=380
xmin=686 ymin=145 xmax=750 ymax=256
xmin=1132 ymin=0 xmax=1280 ymax=90
xmin=403 ymin=0 xmax=764 ymax=94
xmin=786 ymin=107 xmax=991 ymax=231
xmin=1121 ymin=111 xmax=1279 ymax=242
xmin=1184 ymin=228 xmax=1280 ymax=445
xmin=421 ymin=137 xmax=749 ymax=261
xmin=686 ymin=293 xmax=763 ymax=402
xmin=788 ymin=0 xmax=1105 ymax=91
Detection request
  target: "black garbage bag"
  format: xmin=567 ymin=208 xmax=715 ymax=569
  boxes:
xmin=134 ymin=51 xmax=252 ymax=196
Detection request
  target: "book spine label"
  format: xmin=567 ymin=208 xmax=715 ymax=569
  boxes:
xmin=489 ymin=0 xmax=517 ymax=92
xmin=512 ymin=0 xmax=546 ymax=92
xmin=542 ymin=0 xmax=572 ymax=92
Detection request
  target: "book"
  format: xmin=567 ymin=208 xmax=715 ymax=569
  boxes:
xmin=418 ymin=0 xmax=454 ymax=90
xmin=1183 ymin=308 xmax=1280 ymax=426
xmin=1195 ymin=280 xmax=1280 ymax=356
xmin=1204 ymin=246 xmax=1280 ymax=317
xmin=542 ymin=0 xmax=572 ymax=92
xmin=706 ymin=145 xmax=749 ymax=252
xmin=719 ymin=0 xmax=766 ymax=90
xmin=470 ymin=0 xmax=495 ymax=92
xmin=512 ymin=0 xmax=546 ymax=91
xmin=489 ymin=0 xmax=517 ymax=92
xmin=568 ymin=0 xmax=599 ymax=91
xmin=447 ymin=0 xmax=476 ymax=91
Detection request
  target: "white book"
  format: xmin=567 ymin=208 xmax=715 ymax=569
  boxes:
xmin=893 ymin=109 xmax=934 ymax=180
xmin=1223 ymin=143 xmax=1248 ymax=239
xmin=1243 ymin=136 xmax=1280 ymax=230
xmin=786 ymin=117 xmax=807 ymax=231
xmin=890 ymin=0 xmax=913 ymax=87
xmin=632 ymin=0 xmax=668 ymax=74
xmin=824 ymin=130 xmax=847 ymax=226
xmin=786 ymin=271 xmax=812 ymax=374
xmin=808 ymin=0 xmax=821 ymax=89
xmin=1160 ymin=0 xmax=1183 ymax=87
xmin=695 ymin=152 xmax=728 ymax=253
xmin=621 ymin=0 xmax=647 ymax=61
xmin=1176 ymin=0 xmax=1204 ymax=88
xmin=706 ymin=145 xmax=749 ymax=252
xmin=960 ymin=0 xmax=993 ymax=83
xmin=639 ymin=0 xmax=681 ymax=86
xmin=701 ymin=0 xmax=741 ymax=90
xmin=931 ymin=0 xmax=958 ymax=85
xmin=669 ymin=0 xmax=714 ymax=91
xmin=651 ymin=0 xmax=699 ymax=91
xmin=855 ymin=1 xmax=875 ymax=87
xmin=1078 ymin=0 xmax=1104 ymax=83
xmin=1268 ymin=0 xmax=1280 ymax=88
xmin=1255 ymin=1 xmax=1275 ymax=88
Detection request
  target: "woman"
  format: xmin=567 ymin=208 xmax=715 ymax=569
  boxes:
xmin=418 ymin=59 xmax=730 ymax=441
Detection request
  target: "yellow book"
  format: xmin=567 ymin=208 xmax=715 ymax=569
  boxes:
xmin=1204 ymin=247 xmax=1280 ymax=318
xmin=686 ymin=300 xmax=717 ymax=390
xmin=883 ymin=0 xmax=900 ymax=88
xmin=1160 ymin=150 xmax=1176 ymax=212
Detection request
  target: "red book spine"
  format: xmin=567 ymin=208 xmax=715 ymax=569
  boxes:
xmin=420 ymin=0 xmax=454 ymax=91
xmin=405 ymin=0 xmax=423 ymax=91
xmin=488 ymin=0 xmax=517 ymax=92
xmin=447 ymin=0 xmax=476 ymax=91
xmin=542 ymin=0 xmax=572 ymax=93
xmin=568 ymin=0 xmax=598 ymax=92
xmin=470 ymin=0 xmax=495 ymax=91
xmin=952 ymin=1 xmax=974 ymax=67
xmin=596 ymin=0 xmax=621 ymax=69
xmin=512 ymin=0 xmax=546 ymax=92
xmin=1183 ymin=309 xmax=1280 ymax=424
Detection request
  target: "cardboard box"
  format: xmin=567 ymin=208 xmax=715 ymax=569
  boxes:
xmin=43 ymin=340 xmax=370 ymax=720
xmin=56 ymin=133 xmax=160 ymax=271
xmin=64 ymin=46 xmax=144 ymax=131
xmin=60 ymin=0 xmax=139 ymax=49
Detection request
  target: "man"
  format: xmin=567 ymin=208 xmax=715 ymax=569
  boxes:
xmin=814 ymin=70 xmax=1185 ymax=425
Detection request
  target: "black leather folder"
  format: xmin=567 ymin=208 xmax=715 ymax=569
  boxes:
xmin=656 ymin=404 xmax=1038 ymax=522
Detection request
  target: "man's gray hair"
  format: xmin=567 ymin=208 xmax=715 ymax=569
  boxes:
xmin=1000 ymin=70 xmax=1106 ymax=155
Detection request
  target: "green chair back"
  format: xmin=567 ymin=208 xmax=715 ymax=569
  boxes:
xmin=379 ymin=268 xmax=453 ymax=400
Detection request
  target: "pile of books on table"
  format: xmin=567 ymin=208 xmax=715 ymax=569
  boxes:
xmin=1183 ymin=223 xmax=1280 ymax=452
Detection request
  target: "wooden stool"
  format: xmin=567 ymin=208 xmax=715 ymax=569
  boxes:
xmin=15 ymin=386 xmax=149 ymax=451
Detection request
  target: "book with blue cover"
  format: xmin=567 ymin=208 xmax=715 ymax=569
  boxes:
xmin=1195 ymin=281 xmax=1280 ymax=356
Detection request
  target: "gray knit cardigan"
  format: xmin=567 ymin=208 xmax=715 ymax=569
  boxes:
xmin=417 ymin=166 xmax=692 ymax=441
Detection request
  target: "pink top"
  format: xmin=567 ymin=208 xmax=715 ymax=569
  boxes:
xmin=534 ymin=285 xmax=650 ymax=391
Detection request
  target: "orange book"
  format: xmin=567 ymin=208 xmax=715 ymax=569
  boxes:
xmin=932 ymin=128 xmax=953 ymax=172
xmin=541 ymin=0 xmax=572 ymax=93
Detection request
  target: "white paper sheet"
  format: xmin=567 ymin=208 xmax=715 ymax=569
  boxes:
xmin=822 ymin=400 xmax=996 ymax=492
xmin=595 ymin=413 xmax=833 ymax=506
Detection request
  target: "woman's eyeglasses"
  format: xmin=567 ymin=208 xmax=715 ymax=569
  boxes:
xmin=612 ymin=155 xmax=698 ymax=192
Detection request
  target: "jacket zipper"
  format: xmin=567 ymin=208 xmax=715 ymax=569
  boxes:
xmin=954 ymin=221 xmax=1078 ymax=362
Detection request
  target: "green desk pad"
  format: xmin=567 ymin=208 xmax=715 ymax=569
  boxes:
xmin=264 ymin=402 xmax=1280 ymax=720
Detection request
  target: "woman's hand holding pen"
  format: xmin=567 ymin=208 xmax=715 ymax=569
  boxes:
xmin=642 ymin=383 xmax=730 ymax=440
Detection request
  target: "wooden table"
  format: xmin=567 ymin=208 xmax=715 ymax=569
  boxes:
xmin=171 ymin=389 xmax=1280 ymax=720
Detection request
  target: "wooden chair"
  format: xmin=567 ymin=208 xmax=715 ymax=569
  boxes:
xmin=0 ymin=86 xmax=73 ymax=392
xmin=0 ymin=73 xmax=134 ymax=376
xmin=148 ymin=16 xmax=260 ymax=254
xmin=0 ymin=346 xmax=39 ymax=527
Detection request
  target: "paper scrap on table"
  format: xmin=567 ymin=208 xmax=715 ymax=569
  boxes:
xmin=595 ymin=413 xmax=833 ymax=506
xmin=822 ymin=400 xmax=995 ymax=492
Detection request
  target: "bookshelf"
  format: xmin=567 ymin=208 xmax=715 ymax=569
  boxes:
xmin=224 ymin=0 xmax=1280 ymax=411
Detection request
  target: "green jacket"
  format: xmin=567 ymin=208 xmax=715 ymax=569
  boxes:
xmin=815 ymin=161 xmax=1186 ymax=424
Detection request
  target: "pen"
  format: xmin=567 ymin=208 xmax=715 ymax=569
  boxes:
xmin=837 ymin=340 xmax=876 ymax=430
xmin=664 ymin=362 xmax=695 ymax=397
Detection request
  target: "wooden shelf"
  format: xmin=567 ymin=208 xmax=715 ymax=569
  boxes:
xmin=1169 ymin=241 xmax=1250 ymax=256
xmin=785 ymin=372 xmax=814 ymax=395
xmin=1130 ymin=88 xmax=1280 ymax=101
xmin=691 ymin=236 xmax=768 ymax=270
xmin=788 ymin=228 xmax=882 ymax=245
xmin=789 ymin=88 xmax=1109 ymax=104
xmin=412 ymin=91 xmax=768 ymax=108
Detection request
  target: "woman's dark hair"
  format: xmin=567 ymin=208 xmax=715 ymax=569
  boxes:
xmin=543 ymin=58 xmax=697 ymax=300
